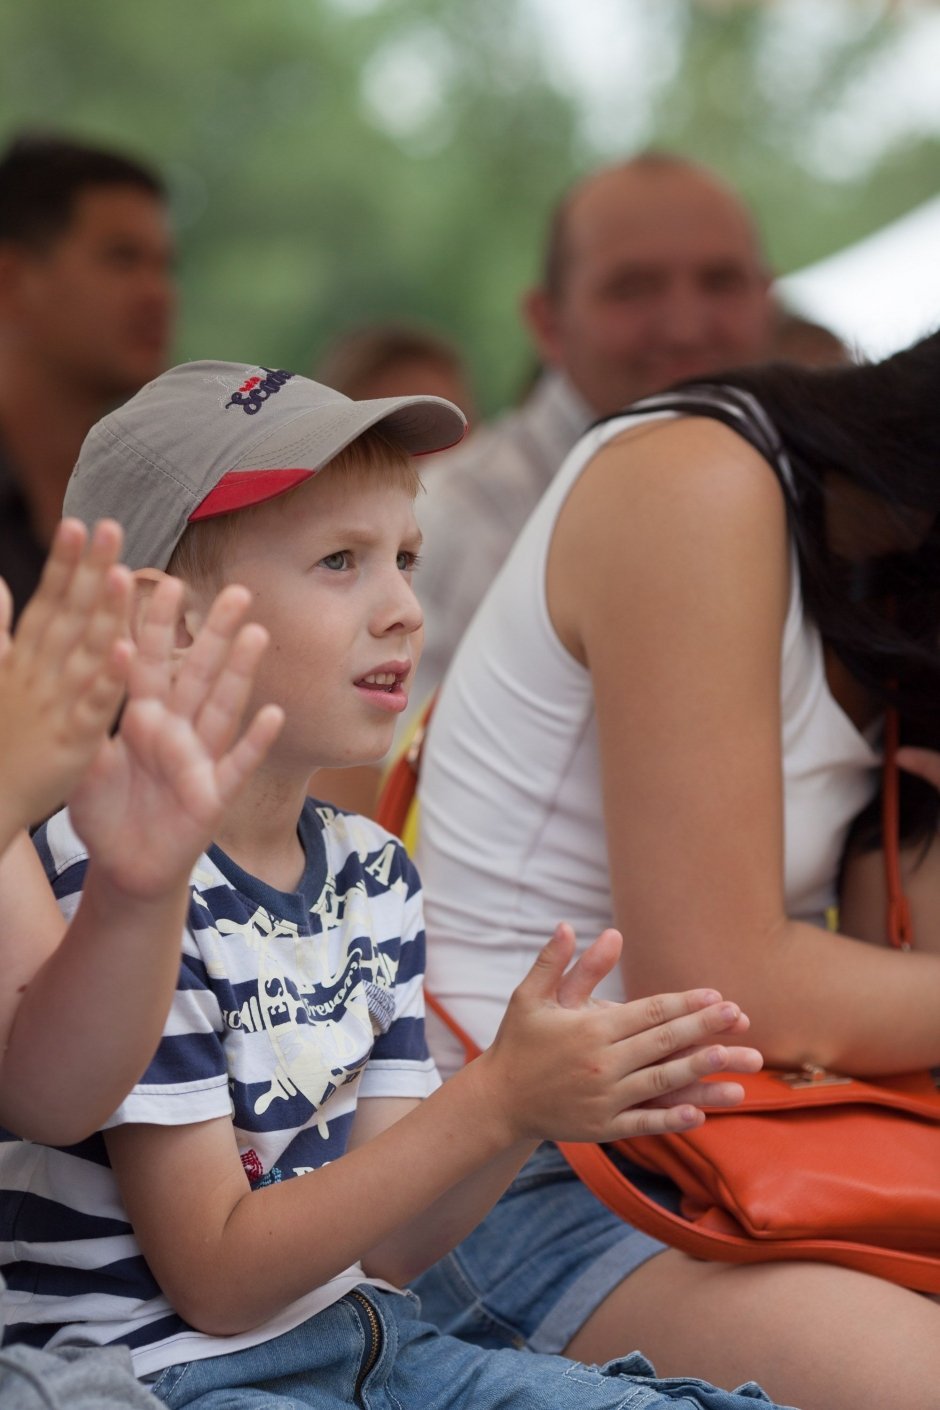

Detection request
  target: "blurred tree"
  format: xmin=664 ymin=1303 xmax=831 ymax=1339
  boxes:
xmin=0 ymin=0 xmax=936 ymax=412
xmin=638 ymin=0 xmax=940 ymax=273
xmin=0 ymin=0 xmax=586 ymax=409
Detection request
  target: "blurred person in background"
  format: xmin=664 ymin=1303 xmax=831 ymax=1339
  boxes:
xmin=769 ymin=306 xmax=851 ymax=368
xmin=314 ymin=322 xmax=476 ymax=426
xmin=410 ymin=151 xmax=775 ymax=727
xmin=0 ymin=133 xmax=175 ymax=618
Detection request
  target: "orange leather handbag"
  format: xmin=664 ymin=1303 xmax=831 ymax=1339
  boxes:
xmin=561 ymin=708 xmax=940 ymax=1294
xmin=377 ymin=705 xmax=940 ymax=1294
xmin=557 ymin=1067 xmax=940 ymax=1293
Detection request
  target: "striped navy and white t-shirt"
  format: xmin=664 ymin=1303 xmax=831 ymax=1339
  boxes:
xmin=1 ymin=799 xmax=439 ymax=1378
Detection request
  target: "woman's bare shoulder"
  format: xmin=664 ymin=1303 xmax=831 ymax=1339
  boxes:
xmin=555 ymin=415 xmax=788 ymax=588
xmin=584 ymin=414 xmax=786 ymax=517
xmin=548 ymin=415 xmax=792 ymax=665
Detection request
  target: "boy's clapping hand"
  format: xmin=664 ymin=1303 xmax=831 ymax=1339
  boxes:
xmin=0 ymin=519 xmax=132 ymax=841
xmin=480 ymin=922 xmax=762 ymax=1145
xmin=69 ymin=577 xmax=283 ymax=899
xmin=0 ymin=522 xmax=283 ymax=1144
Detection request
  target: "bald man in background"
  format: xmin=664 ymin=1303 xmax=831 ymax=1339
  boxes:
xmin=411 ymin=152 xmax=775 ymax=720
xmin=0 ymin=133 xmax=175 ymax=617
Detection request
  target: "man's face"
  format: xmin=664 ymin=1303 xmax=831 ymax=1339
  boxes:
xmin=529 ymin=167 xmax=773 ymax=417
xmin=10 ymin=185 xmax=176 ymax=398
xmin=196 ymin=467 xmax=425 ymax=778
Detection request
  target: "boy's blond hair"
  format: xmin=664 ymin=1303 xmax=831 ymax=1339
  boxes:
xmin=168 ymin=427 xmax=420 ymax=587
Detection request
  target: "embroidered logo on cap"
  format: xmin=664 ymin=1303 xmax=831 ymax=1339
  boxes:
xmin=225 ymin=367 xmax=295 ymax=416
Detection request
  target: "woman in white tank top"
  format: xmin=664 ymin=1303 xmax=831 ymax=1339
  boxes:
xmin=412 ymin=341 xmax=940 ymax=1410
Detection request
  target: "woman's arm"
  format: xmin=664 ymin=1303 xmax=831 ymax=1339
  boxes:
xmin=548 ymin=416 xmax=940 ymax=1073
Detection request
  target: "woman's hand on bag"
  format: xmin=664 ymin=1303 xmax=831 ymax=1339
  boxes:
xmin=483 ymin=922 xmax=763 ymax=1146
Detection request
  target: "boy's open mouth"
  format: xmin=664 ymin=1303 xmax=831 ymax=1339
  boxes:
xmin=355 ymin=671 xmax=404 ymax=694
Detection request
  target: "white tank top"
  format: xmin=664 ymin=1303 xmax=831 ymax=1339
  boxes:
xmin=417 ymin=407 xmax=881 ymax=1076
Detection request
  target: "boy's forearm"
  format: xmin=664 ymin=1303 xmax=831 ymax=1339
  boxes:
xmin=224 ymin=1072 xmax=529 ymax=1305
xmin=3 ymin=863 xmax=188 ymax=1144
xmin=113 ymin=1053 xmax=527 ymax=1337
xmin=358 ymin=1135 xmax=537 ymax=1286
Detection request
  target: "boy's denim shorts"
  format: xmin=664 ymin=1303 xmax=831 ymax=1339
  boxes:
xmin=410 ymin=1141 xmax=672 ymax=1353
xmin=147 ymin=1283 xmax=784 ymax=1409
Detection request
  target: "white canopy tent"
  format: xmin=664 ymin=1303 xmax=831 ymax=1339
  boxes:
xmin=777 ymin=192 xmax=940 ymax=360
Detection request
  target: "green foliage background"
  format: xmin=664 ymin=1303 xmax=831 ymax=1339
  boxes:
xmin=1 ymin=0 xmax=937 ymax=412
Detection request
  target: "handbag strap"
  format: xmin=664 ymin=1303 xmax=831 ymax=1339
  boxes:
xmin=425 ymin=990 xmax=481 ymax=1064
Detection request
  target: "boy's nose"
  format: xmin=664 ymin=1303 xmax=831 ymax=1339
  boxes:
xmin=375 ymin=576 xmax=423 ymax=638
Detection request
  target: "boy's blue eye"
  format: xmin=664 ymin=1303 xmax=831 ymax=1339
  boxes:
xmin=398 ymin=551 xmax=421 ymax=572
xmin=320 ymin=551 xmax=349 ymax=570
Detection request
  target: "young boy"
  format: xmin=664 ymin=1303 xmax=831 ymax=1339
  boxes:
xmin=3 ymin=361 xmax=793 ymax=1409
xmin=0 ymin=516 xmax=282 ymax=1405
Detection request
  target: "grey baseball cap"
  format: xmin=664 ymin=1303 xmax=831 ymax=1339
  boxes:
xmin=64 ymin=360 xmax=468 ymax=570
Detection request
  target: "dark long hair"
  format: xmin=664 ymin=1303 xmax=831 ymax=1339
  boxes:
xmin=698 ymin=331 xmax=940 ymax=847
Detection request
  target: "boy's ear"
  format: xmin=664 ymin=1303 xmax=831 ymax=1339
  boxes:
xmin=131 ymin=568 xmax=207 ymax=654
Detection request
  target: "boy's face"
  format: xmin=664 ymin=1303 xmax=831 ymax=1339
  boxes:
xmin=195 ymin=464 xmax=424 ymax=776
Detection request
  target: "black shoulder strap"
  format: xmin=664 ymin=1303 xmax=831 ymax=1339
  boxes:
xmin=593 ymin=382 xmax=796 ymax=505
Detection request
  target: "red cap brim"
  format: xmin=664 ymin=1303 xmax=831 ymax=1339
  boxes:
xmin=189 ymin=467 xmax=316 ymax=521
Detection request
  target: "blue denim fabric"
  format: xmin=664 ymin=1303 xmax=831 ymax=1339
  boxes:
xmin=148 ymin=1285 xmax=789 ymax=1409
xmin=409 ymin=1141 xmax=670 ymax=1353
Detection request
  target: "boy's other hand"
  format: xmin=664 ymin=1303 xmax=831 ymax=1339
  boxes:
xmin=0 ymin=519 xmax=133 ymax=836
xmin=69 ymin=580 xmax=283 ymax=899
xmin=481 ymin=922 xmax=762 ymax=1146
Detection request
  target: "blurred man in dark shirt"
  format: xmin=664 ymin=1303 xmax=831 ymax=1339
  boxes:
xmin=0 ymin=133 xmax=176 ymax=615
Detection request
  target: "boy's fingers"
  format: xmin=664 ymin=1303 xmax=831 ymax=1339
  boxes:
xmin=612 ymin=1103 xmax=706 ymax=1139
xmin=172 ymin=585 xmax=253 ymax=724
xmin=33 ymin=520 xmax=127 ymax=663
xmin=12 ymin=518 xmax=88 ymax=654
xmin=61 ymin=520 xmax=125 ymax=617
xmin=896 ymin=746 xmax=940 ymax=792
xmin=130 ymin=577 xmax=185 ymax=701
xmin=214 ymin=705 xmax=284 ymax=805
xmin=660 ymin=1040 xmax=762 ymax=1075
xmin=556 ymin=928 xmax=623 ymax=1008
xmin=69 ymin=565 xmax=133 ymax=670
xmin=607 ymin=989 xmax=726 ymax=1046
xmin=41 ymin=518 xmax=89 ymax=591
xmin=610 ymin=999 xmax=751 ymax=1080
xmin=191 ymin=622 xmax=270 ymax=757
xmin=518 ymin=923 xmax=577 ymax=1001
xmin=642 ymin=1046 xmax=763 ymax=1110
xmin=617 ymin=1038 xmax=763 ymax=1112
xmin=643 ymin=1079 xmax=743 ymax=1111
xmin=69 ymin=646 xmax=133 ymax=739
xmin=617 ymin=1046 xmax=730 ymax=1109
